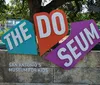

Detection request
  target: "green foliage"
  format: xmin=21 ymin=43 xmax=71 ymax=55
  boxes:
xmin=3 ymin=28 xmax=9 ymax=33
xmin=0 ymin=0 xmax=6 ymax=12
xmin=0 ymin=0 xmax=100 ymax=24
xmin=0 ymin=28 xmax=9 ymax=37
xmin=97 ymin=21 xmax=100 ymax=26
xmin=0 ymin=31 xmax=4 ymax=37
xmin=4 ymin=0 xmax=30 ymax=19
xmin=0 ymin=0 xmax=7 ymax=22
xmin=0 ymin=0 xmax=30 ymax=23
xmin=60 ymin=0 xmax=100 ymax=23
xmin=9 ymin=0 xmax=30 ymax=19
xmin=72 ymin=13 xmax=90 ymax=22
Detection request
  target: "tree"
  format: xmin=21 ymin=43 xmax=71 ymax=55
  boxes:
xmin=0 ymin=0 xmax=7 ymax=24
xmin=0 ymin=0 xmax=6 ymax=13
xmin=1 ymin=0 xmax=100 ymax=23
xmin=27 ymin=0 xmax=84 ymax=22
xmin=0 ymin=0 xmax=88 ymax=22
xmin=6 ymin=0 xmax=30 ymax=19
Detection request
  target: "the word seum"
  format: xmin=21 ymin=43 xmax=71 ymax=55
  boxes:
xmin=2 ymin=10 xmax=100 ymax=70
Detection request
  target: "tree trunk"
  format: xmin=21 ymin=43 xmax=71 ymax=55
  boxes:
xmin=28 ymin=0 xmax=69 ymax=19
xmin=28 ymin=0 xmax=41 ymax=22
xmin=28 ymin=0 xmax=83 ymax=19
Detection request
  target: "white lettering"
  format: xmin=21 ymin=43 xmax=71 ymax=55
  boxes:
xmin=11 ymin=28 xmax=23 ymax=47
xmin=19 ymin=22 xmax=32 ymax=40
xmin=84 ymin=23 xmax=100 ymax=45
xmin=4 ymin=33 xmax=13 ymax=50
xmin=75 ymin=32 xmax=89 ymax=51
xmin=52 ymin=12 xmax=66 ymax=35
xmin=36 ymin=15 xmax=51 ymax=38
xmin=66 ymin=39 xmax=82 ymax=60
xmin=57 ymin=48 xmax=73 ymax=67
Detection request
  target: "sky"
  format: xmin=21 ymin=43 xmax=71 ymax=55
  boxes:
xmin=41 ymin=0 xmax=52 ymax=6
xmin=5 ymin=0 xmax=10 ymax=4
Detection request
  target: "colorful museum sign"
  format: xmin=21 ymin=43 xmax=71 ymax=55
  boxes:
xmin=45 ymin=20 xmax=100 ymax=69
xmin=1 ymin=9 xmax=100 ymax=70
xmin=34 ymin=10 xmax=68 ymax=55
xmin=2 ymin=20 xmax=38 ymax=55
